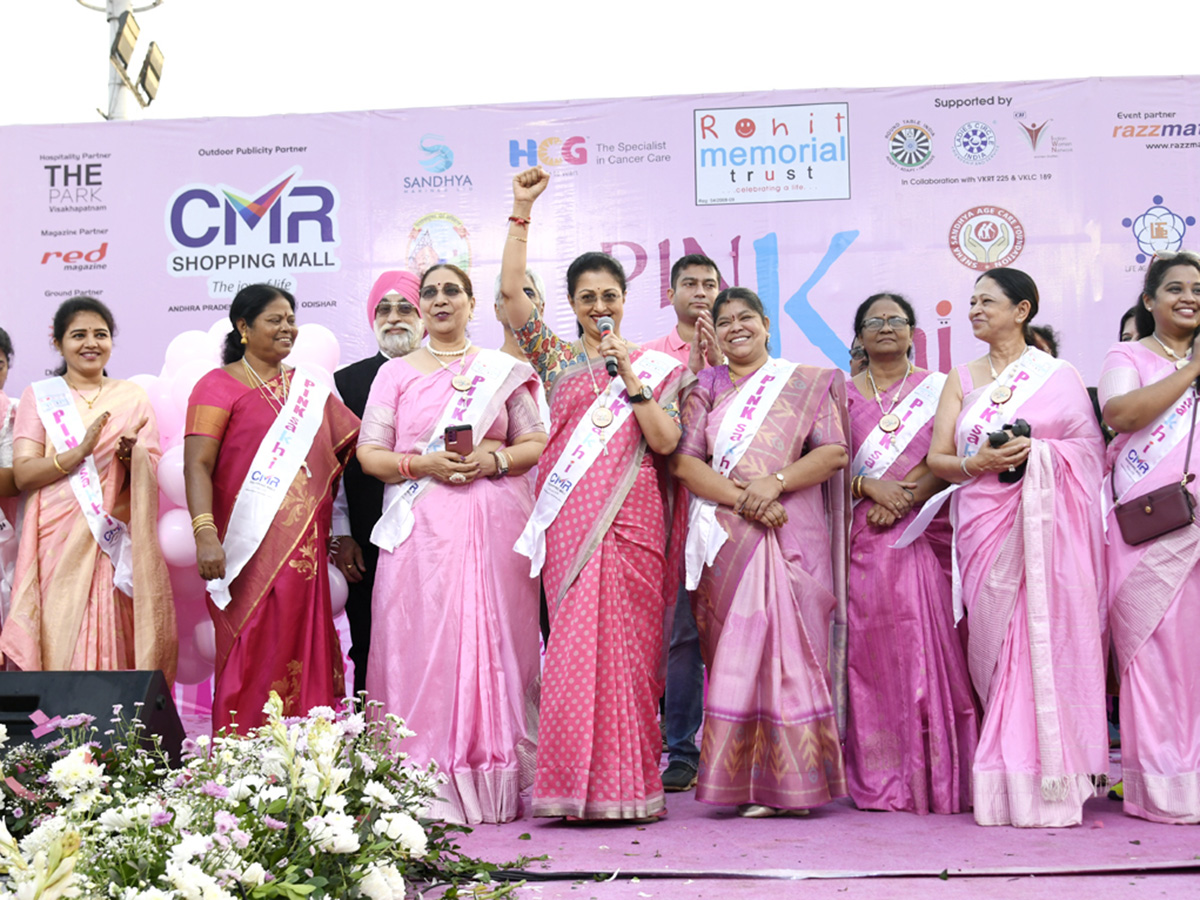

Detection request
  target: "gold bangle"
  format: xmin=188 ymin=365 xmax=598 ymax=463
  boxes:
xmin=191 ymin=513 xmax=215 ymax=528
xmin=507 ymin=235 xmax=528 ymax=243
xmin=52 ymin=454 xmax=68 ymax=475
xmin=193 ymin=523 xmax=218 ymax=536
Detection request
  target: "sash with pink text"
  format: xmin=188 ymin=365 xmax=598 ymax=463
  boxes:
xmin=207 ymin=367 xmax=331 ymax=610
xmin=371 ymin=349 xmax=517 ymax=552
xmin=684 ymin=357 xmax=797 ymax=589
xmin=849 ymin=372 xmax=946 ymax=509
xmin=1111 ymin=386 xmax=1197 ymax=505
xmin=32 ymin=377 xmax=134 ymax=595
xmin=514 ymin=349 xmax=680 ymax=576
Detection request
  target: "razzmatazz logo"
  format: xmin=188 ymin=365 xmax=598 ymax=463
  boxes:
xmin=165 ymin=167 xmax=341 ymax=293
xmin=1122 ymin=196 xmax=1196 ymax=264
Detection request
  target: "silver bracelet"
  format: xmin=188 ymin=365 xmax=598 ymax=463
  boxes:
xmin=960 ymin=456 xmax=973 ymax=478
xmin=490 ymin=449 xmax=510 ymax=479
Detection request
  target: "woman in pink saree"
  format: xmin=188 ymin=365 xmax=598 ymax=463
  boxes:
xmin=928 ymin=268 xmax=1108 ymax=827
xmin=185 ymin=285 xmax=359 ymax=732
xmin=1100 ymin=251 xmax=1200 ymax=824
xmin=670 ymin=287 xmax=849 ymax=817
xmin=357 ymin=264 xmax=546 ymax=825
xmin=844 ymin=293 xmax=978 ymax=814
xmin=3 ymin=297 xmax=176 ymax=676
xmin=499 ymin=167 xmax=690 ymax=821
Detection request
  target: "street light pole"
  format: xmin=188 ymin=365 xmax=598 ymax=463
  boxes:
xmin=76 ymin=0 xmax=164 ymax=120
xmin=107 ymin=0 xmax=134 ymax=120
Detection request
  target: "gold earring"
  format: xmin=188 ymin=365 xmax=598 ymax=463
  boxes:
xmin=240 ymin=333 xmax=248 ymax=345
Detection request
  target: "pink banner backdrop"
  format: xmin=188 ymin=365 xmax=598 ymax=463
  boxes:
xmin=5 ymin=75 xmax=1200 ymax=388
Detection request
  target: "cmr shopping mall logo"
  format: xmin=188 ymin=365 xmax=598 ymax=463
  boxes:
xmin=165 ymin=166 xmax=341 ymax=294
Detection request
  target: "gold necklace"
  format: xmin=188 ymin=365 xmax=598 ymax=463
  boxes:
xmin=241 ymin=358 xmax=290 ymax=414
xmin=66 ymin=377 xmax=103 ymax=410
xmin=866 ymin=362 xmax=913 ymax=433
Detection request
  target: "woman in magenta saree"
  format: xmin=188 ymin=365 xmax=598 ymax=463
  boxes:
xmin=1100 ymin=252 xmax=1200 ymax=824
xmin=928 ymin=268 xmax=1107 ymax=827
xmin=671 ymin=288 xmax=849 ymax=816
xmin=185 ymin=286 xmax=359 ymax=733
xmin=500 ymin=167 xmax=690 ymax=821
xmin=844 ymin=294 xmax=977 ymax=814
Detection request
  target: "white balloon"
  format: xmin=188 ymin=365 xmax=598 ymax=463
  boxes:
xmin=328 ymin=563 xmax=348 ymax=617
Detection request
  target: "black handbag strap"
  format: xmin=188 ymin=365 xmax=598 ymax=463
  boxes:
xmin=1112 ymin=386 xmax=1199 ymax=505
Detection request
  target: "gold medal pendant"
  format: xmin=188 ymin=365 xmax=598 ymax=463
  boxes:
xmin=451 ymin=374 xmax=473 ymax=392
xmin=591 ymin=407 xmax=615 ymax=428
xmin=879 ymin=413 xmax=901 ymax=433
xmin=990 ymin=384 xmax=1013 ymax=405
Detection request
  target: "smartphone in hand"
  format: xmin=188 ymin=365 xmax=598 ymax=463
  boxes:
xmin=444 ymin=424 xmax=474 ymax=457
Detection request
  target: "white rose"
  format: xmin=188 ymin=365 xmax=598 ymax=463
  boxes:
xmin=359 ymin=864 xmax=404 ymax=900
xmin=372 ymin=812 xmax=427 ymax=857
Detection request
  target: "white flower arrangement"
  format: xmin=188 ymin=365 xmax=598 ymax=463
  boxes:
xmin=0 ymin=694 xmax=522 ymax=899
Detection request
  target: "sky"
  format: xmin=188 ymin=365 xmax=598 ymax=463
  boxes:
xmin=0 ymin=1 xmax=1193 ymax=127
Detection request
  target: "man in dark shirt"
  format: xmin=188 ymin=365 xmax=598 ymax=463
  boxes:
xmin=332 ymin=270 xmax=423 ymax=694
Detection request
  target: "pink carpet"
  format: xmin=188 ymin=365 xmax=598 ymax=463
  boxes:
xmin=454 ymin=754 xmax=1200 ymax=900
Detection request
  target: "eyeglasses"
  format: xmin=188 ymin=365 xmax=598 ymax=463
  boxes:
xmin=374 ymin=301 xmax=418 ymax=319
xmin=849 ymin=345 xmax=866 ymax=360
xmin=861 ymin=316 xmax=910 ymax=333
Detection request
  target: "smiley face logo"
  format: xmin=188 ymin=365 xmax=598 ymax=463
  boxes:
xmin=735 ymin=118 xmax=756 ymax=138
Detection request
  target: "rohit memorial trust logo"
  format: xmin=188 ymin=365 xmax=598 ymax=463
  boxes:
xmin=693 ymin=102 xmax=851 ymax=206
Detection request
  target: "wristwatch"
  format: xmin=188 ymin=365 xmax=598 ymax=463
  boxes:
xmin=627 ymin=384 xmax=653 ymax=403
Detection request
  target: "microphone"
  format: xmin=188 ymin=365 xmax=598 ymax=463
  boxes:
xmin=597 ymin=316 xmax=618 ymax=376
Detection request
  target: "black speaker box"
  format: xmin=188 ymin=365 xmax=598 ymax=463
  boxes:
xmin=0 ymin=670 xmax=185 ymax=765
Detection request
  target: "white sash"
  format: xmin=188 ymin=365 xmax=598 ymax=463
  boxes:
xmin=892 ymin=350 xmax=1063 ymax=620
xmin=684 ymin=358 xmax=797 ymax=590
xmin=1111 ymin=387 xmax=1197 ymax=505
xmin=849 ymin=372 xmax=946 ymax=509
xmin=33 ymin=378 xmax=134 ymax=595
xmin=514 ymin=349 xmax=681 ymax=576
xmin=207 ymin=367 xmax=331 ymax=610
xmin=371 ymin=350 xmax=518 ymax=552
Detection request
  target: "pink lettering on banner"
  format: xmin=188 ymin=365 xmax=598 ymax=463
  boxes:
xmin=980 ymin=407 xmax=999 ymax=424
xmin=1013 ymin=371 xmax=1031 ymax=384
xmin=967 ymin=424 xmax=983 ymax=447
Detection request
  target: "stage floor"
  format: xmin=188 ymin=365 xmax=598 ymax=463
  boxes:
xmin=456 ymin=756 xmax=1200 ymax=900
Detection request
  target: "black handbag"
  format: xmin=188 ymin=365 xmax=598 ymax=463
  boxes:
xmin=1112 ymin=397 xmax=1198 ymax=546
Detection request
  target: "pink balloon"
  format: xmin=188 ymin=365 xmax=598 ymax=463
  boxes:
xmin=302 ymin=365 xmax=336 ymax=393
xmin=175 ymin=636 xmax=215 ymax=686
xmin=158 ymin=443 xmax=187 ymax=509
xmin=194 ymin=620 xmax=216 ymax=664
xmin=170 ymin=359 xmax=217 ymax=413
xmin=169 ymin=563 xmax=210 ymax=631
xmin=157 ymin=508 xmax=197 ymax=568
xmin=158 ymin=488 xmax=179 ymax=513
xmin=161 ymin=330 xmax=219 ymax=377
xmin=128 ymin=373 xmax=158 ymax=394
xmin=327 ymin=563 xmax=348 ymax=617
xmin=149 ymin=377 xmax=183 ymax=444
xmin=289 ymin=323 xmax=341 ymax=372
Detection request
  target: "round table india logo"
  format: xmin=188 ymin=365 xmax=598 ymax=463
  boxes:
xmin=953 ymin=121 xmax=997 ymax=165
xmin=887 ymin=122 xmax=934 ymax=169
xmin=406 ymin=212 xmax=472 ymax=276
xmin=949 ymin=207 xmax=1024 ymax=270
